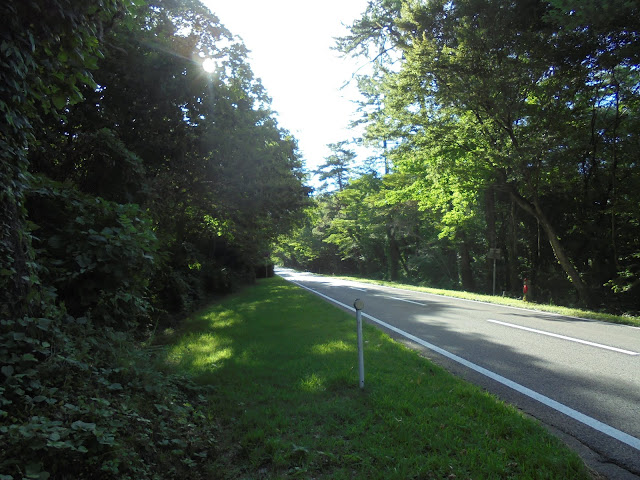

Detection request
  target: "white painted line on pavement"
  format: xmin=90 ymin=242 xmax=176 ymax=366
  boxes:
xmin=388 ymin=296 xmax=426 ymax=306
xmin=487 ymin=319 xmax=640 ymax=356
xmin=285 ymin=278 xmax=640 ymax=452
xmin=276 ymin=268 xmax=640 ymax=329
xmin=350 ymin=287 xmax=367 ymax=292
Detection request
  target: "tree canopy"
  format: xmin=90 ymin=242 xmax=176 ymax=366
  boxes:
xmin=1 ymin=0 xmax=309 ymax=476
xmin=277 ymin=0 xmax=640 ymax=313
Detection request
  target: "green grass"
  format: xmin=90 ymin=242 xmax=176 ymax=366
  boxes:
xmin=161 ymin=276 xmax=592 ymax=479
xmin=331 ymin=275 xmax=640 ymax=328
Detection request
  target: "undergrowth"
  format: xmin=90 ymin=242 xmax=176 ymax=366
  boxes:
xmin=0 ymin=306 xmax=216 ymax=479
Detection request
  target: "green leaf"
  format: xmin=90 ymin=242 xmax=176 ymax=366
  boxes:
xmin=36 ymin=318 xmax=51 ymax=330
xmin=25 ymin=463 xmax=49 ymax=480
xmin=71 ymin=420 xmax=96 ymax=431
xmin=52 ymin=96 xmax=67 ymax=110
xmin=47 ymin=235 xmax=63 ymax=249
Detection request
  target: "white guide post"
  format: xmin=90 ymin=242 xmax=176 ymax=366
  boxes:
xmin=353 ymin=298 xmax=365 ymax=390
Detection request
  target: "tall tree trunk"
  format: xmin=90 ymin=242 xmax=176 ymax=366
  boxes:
xmin=509 ymin=189 xmax=591 ymax=307
xmin=386 ymin=225 xmax=400 ymax=281
xmin=485 ymin=184 xmax=497 ymax=292
xmin=1 ymin=159 xmax=32 ymax=318
xmin=399 ymin=249 xmax=411 ymax=278
xmin=609 ymin=74 xmax=621 ymax=271
xmin=458 ymin=234 xmax=475 ymax=291
xmin=508 ymin=199 xmax=520 ymax=294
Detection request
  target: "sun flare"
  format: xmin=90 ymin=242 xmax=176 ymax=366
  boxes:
xmin=202 ymin=57 xmax=216 ymax=73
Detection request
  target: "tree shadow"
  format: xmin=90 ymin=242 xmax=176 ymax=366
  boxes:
xmin=370 ymin=309 xmax=640 ymax=475
xmin=161 ymin=274 xmax=640 ymax=476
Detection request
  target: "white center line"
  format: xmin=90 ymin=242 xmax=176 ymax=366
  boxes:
xmin=388 ymin=296 xmax=426 ymax=306
xmin=487 ymin=319 xmax=640 ymax=356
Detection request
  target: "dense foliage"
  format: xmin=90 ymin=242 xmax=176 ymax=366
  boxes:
xmin=1 ymin=0 xmax=308 ymax=478
xmin=276 ymin=0 xmax=640 ymax=314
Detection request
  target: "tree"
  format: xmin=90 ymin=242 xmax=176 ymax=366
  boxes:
xmin=1 ymin=0 xmax=129 ymax=318
xmin=315 ymin=141 xmax=357 ymax=192
xmin=338 ymin=0 xmax=640 ymax=308
xmin=28 ymin=0 xmax=310 ymax=309
xmin=2 ymin=1 xmax=312 ymax=477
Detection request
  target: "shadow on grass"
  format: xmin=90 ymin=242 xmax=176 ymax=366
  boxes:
xmin=159 ymin=277 xmax=600 ymax=479
xmin=367 ymin=309 xmax=640 ymax=477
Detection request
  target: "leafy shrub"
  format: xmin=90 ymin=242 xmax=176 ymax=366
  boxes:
xmin=26 ymin=177 xmax=159 ymax=329
xmin=152 ymin=239 xmax=254 ymax=319
xmin=1 ymin=312 xmax=218 ymax=480
xmin=1 ymin=177 xmax=221 ymax=479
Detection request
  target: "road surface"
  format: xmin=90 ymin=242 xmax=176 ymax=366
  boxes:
xmin=277 ymin=268 xmax=640 ymax=479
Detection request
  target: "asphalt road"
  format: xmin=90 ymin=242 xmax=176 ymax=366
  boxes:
xmin=276 ymin=268 xmax=640 ymax=479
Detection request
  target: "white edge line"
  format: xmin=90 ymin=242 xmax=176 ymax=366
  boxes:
xmin=487 ymin=319 xmax=640 ymax=356
xmin=284 ymin=278 xmax=640 ymax=452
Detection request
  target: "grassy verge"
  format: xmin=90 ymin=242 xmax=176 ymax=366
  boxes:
xmin=160 ymin=276 xmax=592 ymax=479
xmin=331 ymin=274 xmax=640 ymax=328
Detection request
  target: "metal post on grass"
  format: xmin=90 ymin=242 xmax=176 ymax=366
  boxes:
xmin=353 ymin=299 xmax=365 ymax=390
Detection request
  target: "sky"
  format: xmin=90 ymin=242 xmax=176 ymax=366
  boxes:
xmin=200 ymin=0 xmax=373 ymax=176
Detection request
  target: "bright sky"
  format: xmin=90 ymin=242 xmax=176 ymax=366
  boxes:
xmin=200 ymin=0 xmax=372 ymax=175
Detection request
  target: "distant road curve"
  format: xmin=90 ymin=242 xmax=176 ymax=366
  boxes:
xmin=277 ymin=268 xmax=640 ymax=479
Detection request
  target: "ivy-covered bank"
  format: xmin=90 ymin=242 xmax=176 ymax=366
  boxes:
xmin=1 ymin=0 xmax=308 ymax=478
